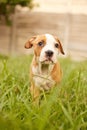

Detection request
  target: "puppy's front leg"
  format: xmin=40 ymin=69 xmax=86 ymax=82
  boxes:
xmin=30 ymin=85 xmax=40 ymax=105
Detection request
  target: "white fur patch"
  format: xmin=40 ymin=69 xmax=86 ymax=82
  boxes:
xmin=32 ymin=61 xmax=55 ymax=91
xmin=33 ymin=76 xmax=55 ymax=91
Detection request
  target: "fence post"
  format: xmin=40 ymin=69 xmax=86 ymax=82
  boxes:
xmin=64 ymin=0 xmax=72 ymax=55
xmin=9 ymin=7 xmax=18 ymax=54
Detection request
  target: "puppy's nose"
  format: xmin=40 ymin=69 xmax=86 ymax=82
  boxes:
xmin=45 ymin=50 xmax=53 ymax=57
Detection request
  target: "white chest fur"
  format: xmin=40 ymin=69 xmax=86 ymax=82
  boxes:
xmin=33 ymin=75 xmax=55 ymax=91
xmin=32 ymin=63 xmax=55 ymax=91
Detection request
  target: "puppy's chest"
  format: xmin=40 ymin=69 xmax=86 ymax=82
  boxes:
xmin=33 ymin=75 xmax=55 ymax=91
xmin=32 ymin=65 xmax=55 ymax=91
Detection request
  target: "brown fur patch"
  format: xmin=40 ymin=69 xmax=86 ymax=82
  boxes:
xmin=54 ymin=36 xmax=65 ymax=55
xmin=51 ymin=62 xmax=62 ymax=82
xmin=32 ymin=35 xmax=46 ymax=56
xmin=25 ymin=35 xmax=46 ymax=56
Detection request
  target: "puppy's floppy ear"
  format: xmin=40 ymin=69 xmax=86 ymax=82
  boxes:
xmin=24 ymin=36 xmax=36 ymax=49
xmin=55 ymin=36 xmax=65 ymax=55
xmin=58 ymin=39 xmax=65 ymax=55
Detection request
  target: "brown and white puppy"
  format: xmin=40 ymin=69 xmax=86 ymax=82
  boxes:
xmin=25 ymin=34 xmax=64 ymax=102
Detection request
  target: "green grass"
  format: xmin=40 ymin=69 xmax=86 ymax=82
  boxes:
xmin=0 ymin=54 xmax=87 ymax=130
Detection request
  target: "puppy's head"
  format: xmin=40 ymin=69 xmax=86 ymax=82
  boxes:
xmin=25 ymin=34 xmax=64 ymax=64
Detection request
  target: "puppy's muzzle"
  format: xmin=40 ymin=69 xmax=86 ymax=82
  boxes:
xmin=45 ymin=50 xmax=53 ymax=58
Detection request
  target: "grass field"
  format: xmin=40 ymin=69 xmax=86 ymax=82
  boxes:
xmin=0 ymin=54 xmax=87 ymax=130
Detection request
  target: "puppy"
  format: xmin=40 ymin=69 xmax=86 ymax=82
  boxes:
xmin=25 ymin=34 xmax=64 ymax=102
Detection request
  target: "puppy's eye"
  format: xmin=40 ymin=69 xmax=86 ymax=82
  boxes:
xmin=38 ymin=41 xmax=44 ymax=47
xmin=55 ymin=43 xmax=59 ymax=48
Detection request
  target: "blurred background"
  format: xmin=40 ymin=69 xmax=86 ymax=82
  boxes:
xmin=0 ymin=0 xmax=87 ymax=60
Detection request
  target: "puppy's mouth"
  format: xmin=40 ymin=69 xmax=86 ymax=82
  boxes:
xmin=40 ymin=58 xmax=54 ymax=64
xmin=40 ymin=58 xmax=54 ymax=74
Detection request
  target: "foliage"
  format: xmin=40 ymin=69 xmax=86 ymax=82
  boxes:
xmin=0 ymin=0 xmax=35 ymax=25
xmin=0 ymin=55 xmax=87 ymax=130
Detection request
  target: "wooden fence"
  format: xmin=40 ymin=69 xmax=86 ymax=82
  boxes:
xmin=9 ymin=10 xmax=87 ymax=60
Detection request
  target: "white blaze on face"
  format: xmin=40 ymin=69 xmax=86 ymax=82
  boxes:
xmin=39 ymin=34 xmax=59 ymax=63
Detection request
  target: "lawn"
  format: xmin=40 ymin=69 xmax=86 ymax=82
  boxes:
xmin=0 ymin=54 xmax=87 ymax=130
